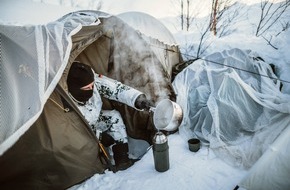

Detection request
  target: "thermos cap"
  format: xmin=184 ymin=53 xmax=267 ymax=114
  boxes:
xmin=153 ymin=131 xmax=167 ymax=144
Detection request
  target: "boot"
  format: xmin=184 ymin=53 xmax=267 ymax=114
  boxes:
xmin=112 ymin=143 xmax=134 ymax=171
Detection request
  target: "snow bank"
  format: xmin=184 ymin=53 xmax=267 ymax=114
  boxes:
xmin=70 ymin=134 xmax=247 ymax=190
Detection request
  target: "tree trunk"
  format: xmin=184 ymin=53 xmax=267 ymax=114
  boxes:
xmin=181 ymin=0 xmax=184 ymax=30
xmin=212 ymin=0 xmax=218 ymax=35
xmin=186 ymin=0 xmax=190 ymax=31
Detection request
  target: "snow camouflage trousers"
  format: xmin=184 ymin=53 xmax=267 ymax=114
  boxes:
xmin=91 ymin=110 xmax=128 ymax=144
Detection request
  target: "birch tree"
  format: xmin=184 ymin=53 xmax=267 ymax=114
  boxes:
xmin=172 ymin=0 xmax=196 ymax=31
xmin=210 ymin=0 xmax=235 ymax=36
xmin=255 ymin=0 xmax=290 ymax=37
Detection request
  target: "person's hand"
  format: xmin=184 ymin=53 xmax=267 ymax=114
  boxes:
xmin=135 ymin=94 xmax=154 ymax=111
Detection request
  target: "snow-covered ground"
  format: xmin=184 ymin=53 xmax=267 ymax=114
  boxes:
xmin=69 ymin=134 xmax=248 ymax=190
xmin=1 ymin=0 xmax=290 ymax=190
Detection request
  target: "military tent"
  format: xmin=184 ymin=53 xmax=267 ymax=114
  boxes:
xmin=0 ymin=10 xmax=182 ymax=189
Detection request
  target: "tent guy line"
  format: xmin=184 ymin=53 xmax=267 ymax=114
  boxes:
xmin=200 ymin=57 xmax=289 ymax=83
xmin=149 ymin=43 xmax=290 ymax=84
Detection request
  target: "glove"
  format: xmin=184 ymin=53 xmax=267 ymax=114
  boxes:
xmin=100 ymin=132 xmax=115 ymax=147
xmin=134 ymin=94 xmax=154 ymax=111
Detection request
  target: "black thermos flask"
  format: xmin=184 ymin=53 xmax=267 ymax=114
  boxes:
xmin=153 ymin=131 xmax=169 ymax=172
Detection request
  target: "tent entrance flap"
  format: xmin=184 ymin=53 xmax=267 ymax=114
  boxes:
xmin=0 ymin=88 xmax=105 ymax=189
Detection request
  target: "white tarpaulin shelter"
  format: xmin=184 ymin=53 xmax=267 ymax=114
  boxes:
xmin=173 ymin=48 xmax=290 ymax=189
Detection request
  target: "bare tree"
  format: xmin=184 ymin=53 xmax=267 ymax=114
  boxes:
xmin=211 ymin=0 xmax=219 ymax=35
xmin=196 ymin=26 xmax=212 ymax=58
xmin=262 ymin=35 xmax=278 ymax=49
xmin=185 ymin=0 xmax=194 ymax=31
xmin=172 ymin=0 xmax=197 ymax=31
xmin=210 ymin=0 xmax=235 ymax=36
xmin=170 ymin=0 xmax=184 ymax=30
xmin=184 ymin=16 xmax=213 ymax=59
xmin=216 ymin=2 xmax=247 ymax=37
xmin=275 ymin=20 xmax=290 ymax=36
xmin=181 ymin=0 xmax=184 ymax=30
xmin=256 ymin=0 xmax=290 ymax=37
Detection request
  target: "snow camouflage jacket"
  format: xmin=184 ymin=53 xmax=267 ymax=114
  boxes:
xmin=75 ymin=73 xmax=143 ymax=133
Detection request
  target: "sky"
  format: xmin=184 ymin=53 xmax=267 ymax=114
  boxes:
xmin=78 ymin=0 xmax=265 ymax=19
xmin=0 ymin=0 xmax=266 ymax=24
xmin=1 ymin=0 xmax=177 ymax=24
xmin=32 ymin=0 xmax=197 ymax=19
xmin=28 ymin=0 xmax=265 ymax=20
xmin=101 ymin=0 xmax=177 ymax=18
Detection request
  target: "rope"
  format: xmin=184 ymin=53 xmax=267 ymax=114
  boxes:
xmin=49 ymin=98 xmax=70 ymax=112
xmin=149 ymin=43 xmax=290 ymax=84
xmin=199 ymin=57 xmax=290 ymax=84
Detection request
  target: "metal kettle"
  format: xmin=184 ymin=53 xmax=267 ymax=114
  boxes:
xmin=150 ymin=99 xmax=183 ymax=131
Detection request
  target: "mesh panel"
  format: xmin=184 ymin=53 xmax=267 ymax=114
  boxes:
xmin=0 ymin=27 xmax=40 ymax=144
xmin=0 ymin=11 xmax=100 ymax=153
xmin=173 ymin=48 xmax=290 ymax=168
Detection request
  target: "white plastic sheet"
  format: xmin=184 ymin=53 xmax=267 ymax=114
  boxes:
xmin=239 ymin=122 xmax=290 ymax=189
xmin=173 ymin=48 xmax=290 ymax=168
xmin=0 ymin=11 xmax=103 ymax=155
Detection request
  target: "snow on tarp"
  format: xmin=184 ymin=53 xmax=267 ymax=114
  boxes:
xmin=117 ymin=11 xmax=181 ymax=78
xmin=173 ymin=48 xmax=290 ymax=169
xmin=0 ymin=12 xmax=104 ymax=155
xmin=239 ymin=121 xmax=290 ymax=189
xmin=117 ymin=11 xmax=177 ymax=46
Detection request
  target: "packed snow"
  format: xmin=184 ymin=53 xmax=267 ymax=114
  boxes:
xmin=1 ymin=0 xmax=290 ymax=190
xmin=69 ymin=134 xmax=247 ymax=190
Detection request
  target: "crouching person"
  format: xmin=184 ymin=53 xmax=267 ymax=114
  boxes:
xmin=66 ymin=61 xmax=153 ymax=171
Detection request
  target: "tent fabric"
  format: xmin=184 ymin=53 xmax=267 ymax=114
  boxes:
xmin=0 ymin=90 xmax=105 ymax=190
xmin=0 ymin=10 xmax=181 ymax=189
xmin=117 ymin=11 xmax=177 ymax=46
xmin=68 ymin=14 xmax=179 ymax=102
xmin=117 ymin=12 xmax=180 ymax=77
xmin=1 ymin=9 xmax=181 ymax=154
xmin=173 ymin=48 xmax=290 ymax=169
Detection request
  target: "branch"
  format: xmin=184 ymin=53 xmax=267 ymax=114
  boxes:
xmin=262 ymin=35 xmax=278 ymax=50
xmin=256 ymin=0 xmax=290 ymax=36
